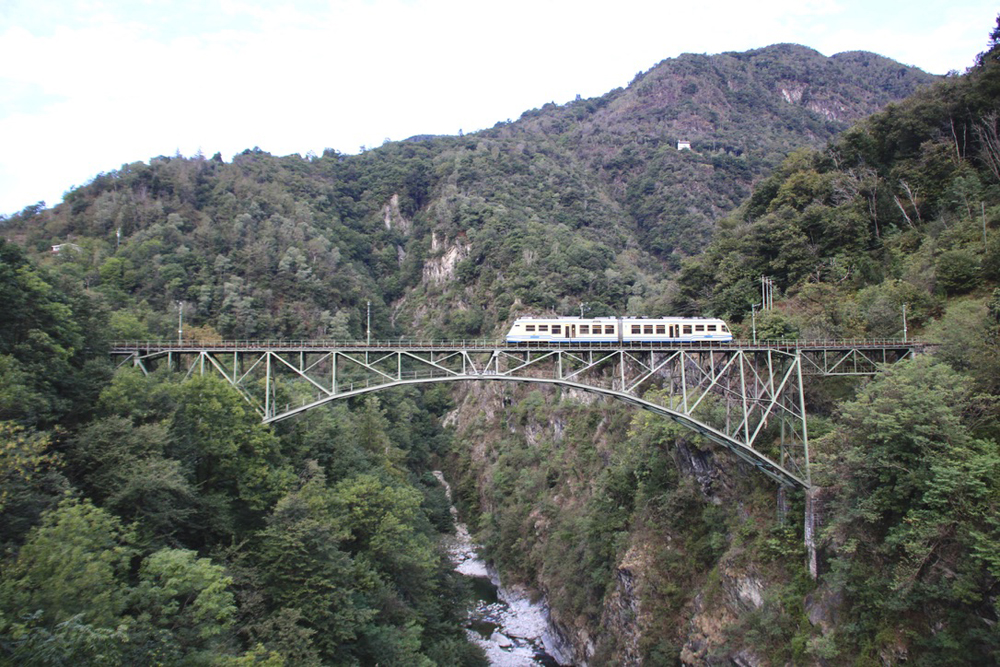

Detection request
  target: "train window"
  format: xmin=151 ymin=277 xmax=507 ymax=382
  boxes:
xmin=683 ymin=325 xmax=692 ymax=335
xmin=707 ymin=325 xmax=717 ymax=332
xmin=525 ymin=325 xmax=536 ymax=332
xmin=539 ymin=325 xmax=548 ymax=332
xmin=722 ymin=325 xmax=730 ymax=332
xmin=631 ymin=325 xmax=641 ymax=334
xmin=605 ymin=325 xmax=615 ymax=334
xmin=655 ymin=325 xmax=665 ymax=334
xmin=695 ymin=324 xmax=705 ymax=332
xmin=580 ymin=325 xmax=589 ymax=334
xmin=643 ymin=325 xmax=653 ymax=334
xmin=552 ymin=325 xmax=561 ymax=334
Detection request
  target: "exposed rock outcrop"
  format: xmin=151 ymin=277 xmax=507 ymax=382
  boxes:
xmin=422 ymin=231 xmax=469 ymax=284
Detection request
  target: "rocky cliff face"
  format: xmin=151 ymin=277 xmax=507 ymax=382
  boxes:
xmin=447 ymin=378 xmax=818 ymax=665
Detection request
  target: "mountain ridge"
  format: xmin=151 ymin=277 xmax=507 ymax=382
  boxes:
xmin=2 ymin=25 xmax=1000 ymax=665
xmin=1 ymin=43 xmax=938 ymax=342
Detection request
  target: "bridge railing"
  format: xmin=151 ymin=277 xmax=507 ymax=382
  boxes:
xmin=109 ymin=337 xmax=930 ymax=352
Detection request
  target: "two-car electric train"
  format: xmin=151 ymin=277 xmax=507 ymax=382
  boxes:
xmin=505 ymin=316 xmax=732 ymax=344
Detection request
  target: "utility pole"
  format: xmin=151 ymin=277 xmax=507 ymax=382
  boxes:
xmin=902 ymin=304 xmax=908 ymax=342
xmin=176 ymin=301 xmax=184 ymax=344
xmin=367 ymin=300 xmax=371 ymax=345
xmin=761 ymin=276 xmax=774 ymax=310
xmin=751 ymin=303 xmax=760 ymax=344
xmin=579 ymin=302 xmax=587 ymax=318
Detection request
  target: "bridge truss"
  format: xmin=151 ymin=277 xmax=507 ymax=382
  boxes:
xmin=110 ymin=339 xmax=922 ymax=490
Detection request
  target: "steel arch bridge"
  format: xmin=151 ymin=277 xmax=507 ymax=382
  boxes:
xmin=109 ymin=338 xmax=925 ymax=491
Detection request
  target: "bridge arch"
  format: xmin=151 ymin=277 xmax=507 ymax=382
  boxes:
xmin=110 ymin=338 xmax=926 ymax=578
xmin=270 ymin=373 xmax=807 ymax=488
xmin=108 ymin=341 xmax=862 ymax=490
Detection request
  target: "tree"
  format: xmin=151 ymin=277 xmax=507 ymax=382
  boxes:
xmin=332 ymin=473 xmax=435 ymax=581
xmin=818 ymin=357 xmax=1000 ymax=660
xmin=0 ymin=422 xmax=65 ymax=549
xmin=69 ymin=416 xmax=198 ymax=543
xmin=0 ymin=497 xmax=134 ymax=628
xmin=169 ymin=375 xmax=290 ymax=535
xmin=0 ymin=422 xmax=57 ymax=515
xmin=255 ymin=464 xmax=377 ymax=663
xmin=351 ymin=394 xmax=405 ymax=470
xmin=936 ymin=249 xmax=981 ymax=294
xmin=129 ymin=548 xmax=236 ymax=655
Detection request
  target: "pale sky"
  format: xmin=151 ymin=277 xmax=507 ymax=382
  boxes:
xmin=0 ymin=0 xmax=996 ymax=217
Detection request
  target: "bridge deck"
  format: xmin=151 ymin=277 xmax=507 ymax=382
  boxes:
xmin=110 ymin=338 xmax=929 ymax=354
xmin=107 ymin=338 xmax=931 ymax=490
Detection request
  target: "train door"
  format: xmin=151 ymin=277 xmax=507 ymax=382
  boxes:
xmin=566 ymin=324 xmax=575 ymax=339
xmin=670 ymin=325 xmax=677 ymax=339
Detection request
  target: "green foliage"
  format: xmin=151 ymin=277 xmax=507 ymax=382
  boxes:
xmin=0 ymin=422 xmax=57 ymax=516
xmin=753 ymin=309 xmax=799 ymax=340
xmin=674 ymin=41 xmax=1000 ymax=335
xmin=935 ymin=248 xmax=982 ymax=294
xmin=815 ymin=357 xmax=1000 ymax=661
xmin=0 ymin=26 xmax=995 ymax=666
xmin=0 ymin=611 xmax=130 ymax=666
xmin=0 ymin=120 xmax=484 ymax=667
xmin=0 ymin=497 xmax=134 ymax=627
xmin=168 ymin=375 xmax=291 ymax=535
xmin=925 ymin=298 xmax=1000 ymax=392
xmin=130 ymin=548 xmax=236 ymax=651
xmin=107 ymin=309 xmax=149 ymax=339
xmin=0 ymin=239 xmax=109 ymax=426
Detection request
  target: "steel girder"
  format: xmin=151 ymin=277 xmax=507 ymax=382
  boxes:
xmin=111 ymin=342 xmax=828 ymax=488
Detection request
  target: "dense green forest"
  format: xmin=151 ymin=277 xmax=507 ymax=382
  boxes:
xmin=0 ymin=235 xmax=483 ymax=664
xmin=454 ymin=23 xmax=1000 ymax=664
xmin=1 ymin=22 xmax=999 ymax=665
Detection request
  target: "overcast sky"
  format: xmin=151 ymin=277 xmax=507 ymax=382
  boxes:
xmin=0 ymin=0 xmax=996 ymax=216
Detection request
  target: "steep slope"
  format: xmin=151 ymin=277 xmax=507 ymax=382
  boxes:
xmin=486 ymin=44 xmax=937 ymax=259
xmin=0 ymin=40 xmax=958 ymax=665
xmin=1 ymin=45 xmax=935 ymax=344
xmin=447 ymin=26 xmax=1000 ymax=665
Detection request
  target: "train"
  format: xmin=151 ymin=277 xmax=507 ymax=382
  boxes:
xmin=505 ymin=316 xmax=732 ymax=344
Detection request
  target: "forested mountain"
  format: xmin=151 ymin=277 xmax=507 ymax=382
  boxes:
xmin=455 ymin=26 xmax=1000 ymax=664
xmin=2 ymin=43 xmax=935 ymax=345
xmin=496 ymin=44 xmax=935 ymax=257
xmin=2 ymin=25 xmax=998 ymax=665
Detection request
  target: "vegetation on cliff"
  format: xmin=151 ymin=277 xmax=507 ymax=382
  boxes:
xmin=0 ymin=24 xmax=997 ymax=665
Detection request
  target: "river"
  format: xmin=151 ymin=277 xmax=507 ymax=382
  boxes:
xmin=432 ymin=471 xmax=569 ymax=666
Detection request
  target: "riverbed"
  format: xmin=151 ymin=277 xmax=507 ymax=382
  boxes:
xmin=433 ymin=471 xmax=567 ymax=666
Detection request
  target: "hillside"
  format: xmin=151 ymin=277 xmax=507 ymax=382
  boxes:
xmin=452 ymin=25 xmax=1000 ymax=663
xmin=497 ymin=44 xmax=935 ymax=257
xmin=1 ymin=45 xmax=935 ymax=344
xmin=4 ymin=31 xmax=998 ymax=665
